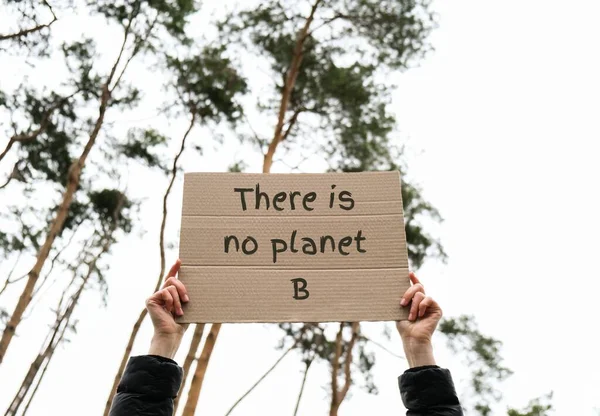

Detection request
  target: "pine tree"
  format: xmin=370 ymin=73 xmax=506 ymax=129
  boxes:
xmin=5 ymin=189 xmax=131 ymax=415
xmin=179 ymin=1 xmax=442 ymax=413
xmin=0 ymin=0 xmax=201 ymax=365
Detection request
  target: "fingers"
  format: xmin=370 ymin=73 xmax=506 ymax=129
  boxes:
xmin=149 ymin=284 xmax=185 ymax=317
xmin=409 ymin=271 xmax=421 ymax=285
xmin=400 ymin=278 xmax=425 ymax=307
xmin=166 ymin=259 xmax=182 ymax=279
xmin=418 ymin=296 xmax=434 ymax=318
xmin=163 ymin=276 xmax=189 ymax=302
xmin=166 ymin=285 xmax=183 ymax=316
xmin=159 ymin=288 xmax=174 ymax=312
xmin=408 ymin=292 xmax=425 ymax=321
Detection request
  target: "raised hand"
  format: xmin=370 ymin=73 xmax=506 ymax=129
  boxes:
xmin=146 ymin=259 xmax=189 ymax=358
xmin=396 ymin=272 xmax=442 ymax=367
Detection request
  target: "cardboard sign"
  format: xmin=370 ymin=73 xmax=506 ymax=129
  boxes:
xmin=177 ymin=172 xmax=410 ymax=323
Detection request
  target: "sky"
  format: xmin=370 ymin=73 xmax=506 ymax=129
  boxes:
xmin=1 ymin=0 xmax=600 ymax=415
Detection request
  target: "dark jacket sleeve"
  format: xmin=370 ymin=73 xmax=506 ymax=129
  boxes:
xmin=109 ymin=355 xmax=183 ymax=416
xmin=399 ymin=365 xmax=464 ymax=416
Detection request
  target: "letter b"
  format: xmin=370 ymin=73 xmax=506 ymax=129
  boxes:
xmin=290 ymin=278 xmax=309 ymax=300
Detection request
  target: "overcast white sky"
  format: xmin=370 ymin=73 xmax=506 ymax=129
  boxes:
xmin=1 ymin=0 xmax=600 ymax=415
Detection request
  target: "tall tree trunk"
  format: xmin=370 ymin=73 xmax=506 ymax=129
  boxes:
xmin=293 ymin=359 xmax=313 ymax=416
xmin=329 ymin=322 xmax=359 ymax=416
xmin=103 ymin=308 xmax=147 ymax=416
xmin=262 ymin=0 xmax=322 ymax=173
xmin=104 ymin=114 xmax=197 ymax=415
xmin=21 ymin=347 xmax=52 ymax=415
xmin=6 ymin=198 xmax=123 ymax=414
xmin=173 ymin=323 xmax=205 ymax=414
xmin=0 ymin=13 xmax=137 ymax=364
xmin=175 ymin=2 xmax=323 ymax=411
xmin=182 ymin=323 xmax=221 ymax=416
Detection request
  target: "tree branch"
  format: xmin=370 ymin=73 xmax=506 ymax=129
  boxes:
xmin=281 ymin=108 xmax=302 ymax=142
xmin=110 ymin=13 xmax=158 ymax=94
xmin=0 ymin=91 xmax=77 ymax=165
xmin=0 ymin=252 xmax=24 ymax=298
xmin=0 ymin=1 xmax=57 ymax=42
xmin=360 ymin=335 xmax=405 ymax=360
xmin=224 ymin=343 xmax=296 ymax=416
xmin=293 ymin=358 xmax=313 ymax=416
xmin=156 ymin=112 xmax=196 ymax=292
xmin=105 ymin=0 xmax=141 ymax=97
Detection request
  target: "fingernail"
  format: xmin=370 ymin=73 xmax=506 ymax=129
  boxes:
xmin=177 ymin=307 xmax=184 ymax=315
xmin=400 ymin=298 xmax=407 ymax=306
xmin=408 ymin=313 xmax=414 ymax=321
xmin=183 ymin=294 xmax=189 ymax=302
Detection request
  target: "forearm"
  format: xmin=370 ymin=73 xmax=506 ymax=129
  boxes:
xmin=149 ymin=333 xmax=183 ymax=360
xmin=402 ymin=339 xmax=436 ymax=368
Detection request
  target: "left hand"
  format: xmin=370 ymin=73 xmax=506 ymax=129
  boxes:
xmin=146 ymin=259 xmax=189 ymax=358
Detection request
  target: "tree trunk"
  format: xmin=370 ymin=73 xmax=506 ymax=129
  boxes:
xmin=7 ymin=199 xmax=122 ymax=414
xmin=21 ymin=348 xmax=52 ymax=415
xmin=329 ymin=322 xmax=359 ymax=416
xmin=104 ymin=114 xmax=196 ymax=414
xmin=0 ymin=13 xmax=138 ymax=364
xmin=173 ymin=323 xmax=205 ymax=414
xmin=262 ymin=0 xmax=322 ymax=173
xmin=182 ymin=323 xmax=221 ymax=416
xmin=293 ymin=360 xmax=312 ymax=416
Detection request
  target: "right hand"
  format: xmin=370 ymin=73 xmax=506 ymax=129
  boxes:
xmin=396 ymin=272 xmax=443 ymax=344
xmin=395 ymin=273 xmax=442 ymax=367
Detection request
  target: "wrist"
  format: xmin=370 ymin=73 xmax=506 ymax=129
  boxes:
xmin=402 ymin=338 xmax=436 ymax=368
xmin=149 ymin=333 xmax=183 ymax=360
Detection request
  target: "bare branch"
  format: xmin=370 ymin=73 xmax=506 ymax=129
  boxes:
xmin=156 ymin=112 xmax=196 ymax=291
xmin=110 ymin=13 xmax=159 ymax=93
xmin=105 ymin=2 xmax=141 ymax=89
xmin=224 ymin=343 xmax=296 ymax=416
xmin=360 ymin=335 xmax=405 ymax=360
xmin=0 ymin=252 xmax=24 ymax=298
xmin=281 ymin=108 xmax=302 ymax=142
xmin=306 ymin=13 xmax=350 ymax=38
xmin=243 ymin=113 xmax=265 ymax=152
xmin=293 ymin=358 xmax=313 ymax=416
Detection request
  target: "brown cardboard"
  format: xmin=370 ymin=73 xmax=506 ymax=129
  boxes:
xmin=177 ymin=172 xmax=410 ymax=323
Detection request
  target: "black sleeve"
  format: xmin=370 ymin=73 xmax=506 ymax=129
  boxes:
xmin=399 ymin=365 xmax=464 ymax=416
xmin=109 ymin=355 xmax=183 ymax=416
